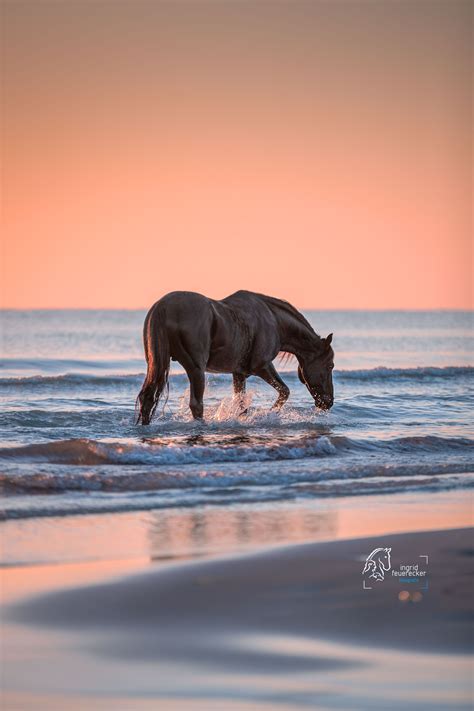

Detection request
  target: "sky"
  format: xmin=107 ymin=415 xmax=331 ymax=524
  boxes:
xmin=2 ymin=0 xmax=472 ymax=309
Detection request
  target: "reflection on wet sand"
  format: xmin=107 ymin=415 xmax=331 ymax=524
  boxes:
xmin=146 ymin=504 xmax=337 ymax=563
xmin=2 ymin=491 xmax=472 ymax=572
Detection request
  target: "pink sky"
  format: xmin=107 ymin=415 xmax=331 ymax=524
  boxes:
xmin=2 ymin=1 xmax=472 ymax=309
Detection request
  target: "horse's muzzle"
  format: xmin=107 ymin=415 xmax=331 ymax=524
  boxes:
xmin=315 ymin=395 xmax=333 ymax=410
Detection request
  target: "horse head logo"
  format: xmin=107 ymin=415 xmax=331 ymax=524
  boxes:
xmin=362 ymin=548 xmax=392 ymax=582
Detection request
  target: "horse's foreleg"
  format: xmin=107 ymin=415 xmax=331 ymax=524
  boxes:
xmin=232 ymin=373 xmax=247 ymax=415
xmin=255 ymin=364 xmax=290 ymax=409
xmin=184 ymin=366 xmax=205 ymax=420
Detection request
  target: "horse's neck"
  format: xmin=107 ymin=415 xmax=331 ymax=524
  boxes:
xmin=275 ymin=311 xmax=320 ymax=356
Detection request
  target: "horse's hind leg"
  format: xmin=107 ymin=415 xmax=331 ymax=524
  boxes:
xmin=184 ymin=365 xmax=205 ymax=419
xmin=255 ymin=363 xmax=290 ymax=410
xmin=233 ymin=373 xmax=248 ymax=415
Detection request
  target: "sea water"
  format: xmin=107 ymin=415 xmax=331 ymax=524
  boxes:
xmin=1 ymin=310 xmax=472 ymax=519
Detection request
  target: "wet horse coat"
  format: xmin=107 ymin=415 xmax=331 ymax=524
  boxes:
xmin=137 ymin=290 xmax=334 ymax=423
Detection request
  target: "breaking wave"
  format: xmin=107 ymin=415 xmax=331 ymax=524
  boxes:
xmin=0 ymin=434 xmax=471 ymax=467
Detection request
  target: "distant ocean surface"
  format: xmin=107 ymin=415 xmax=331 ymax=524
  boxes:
xmin=1 ymin=309 xmax=473 ymax=519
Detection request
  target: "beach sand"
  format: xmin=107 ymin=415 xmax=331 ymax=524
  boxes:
xmin=1 ymin=494 xmax=473 ymax=710
xmin=8 ymin=527 xmax=473 ymax=654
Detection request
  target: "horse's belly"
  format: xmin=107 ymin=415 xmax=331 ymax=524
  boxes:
xmin=205 ymin=350 xmax=240 ymax=374
xmin=206 ymin=356 xmax=239 ymax=373
xmin=205 ymin=365 xmax=228 ymax=374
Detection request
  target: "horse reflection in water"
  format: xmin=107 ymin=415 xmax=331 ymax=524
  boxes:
xmin=136 ymin=290 xmax=334 ymax=424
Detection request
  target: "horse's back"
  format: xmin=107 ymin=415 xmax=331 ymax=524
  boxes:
xmin=146 ymin=290 xmax=280 ymax=373
xmin=221 ymin=290 xmax=267 ymax=311
xmin=152 ymin=290 xmax=268 ymax=321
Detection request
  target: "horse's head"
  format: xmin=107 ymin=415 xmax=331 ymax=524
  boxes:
xmin=379 ymin=547 xmax=391 ymax=571
xmin=298 ymin=333 xmax=334 ymax=410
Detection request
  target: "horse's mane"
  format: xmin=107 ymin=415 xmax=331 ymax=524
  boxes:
xmin=255 ymin=293 xmax=320 ymax=338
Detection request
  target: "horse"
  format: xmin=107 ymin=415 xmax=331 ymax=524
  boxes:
xmin=136 ymin=290 xmax=334 ymax=424
xmin=362 ymin=548 xmax=392 ymax=582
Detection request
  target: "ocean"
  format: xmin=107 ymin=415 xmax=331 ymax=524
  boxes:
xmin=1 ymin=309 xmax=472 ymax=520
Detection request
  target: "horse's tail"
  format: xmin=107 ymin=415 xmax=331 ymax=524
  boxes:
xmin=136 ymin=305 xmax=170 ymax=425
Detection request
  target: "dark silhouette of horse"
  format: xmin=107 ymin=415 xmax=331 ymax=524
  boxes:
xmin=136 ymin=290 xmax=334 ymax=424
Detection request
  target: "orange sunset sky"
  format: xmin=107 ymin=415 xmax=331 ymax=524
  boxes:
xmin=2 ymin=0 xmax=472 ymax=309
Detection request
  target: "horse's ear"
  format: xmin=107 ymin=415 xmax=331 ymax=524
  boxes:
xmin=325 ymin=333 xmax=333 ymax=346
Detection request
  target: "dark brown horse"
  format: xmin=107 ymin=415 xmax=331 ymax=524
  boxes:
xmin=136 ymin=291 xmax=334 ymax=424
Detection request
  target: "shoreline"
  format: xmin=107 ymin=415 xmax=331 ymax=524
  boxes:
xmin=2 ymin=488 xmax=472 ymax=569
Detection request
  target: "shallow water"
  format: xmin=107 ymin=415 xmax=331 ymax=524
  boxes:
xmin=1 ymin=309 xmax=473 ymax=518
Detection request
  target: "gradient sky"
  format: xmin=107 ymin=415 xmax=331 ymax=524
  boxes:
xmin=2 ymin=0 xmax=472 ymax=309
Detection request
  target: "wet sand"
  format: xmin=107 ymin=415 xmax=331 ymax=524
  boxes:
xmin=8 ymin=527 xmax=473 ymax=656
xmin=2 ymin=524 xmax=473 ymax=710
